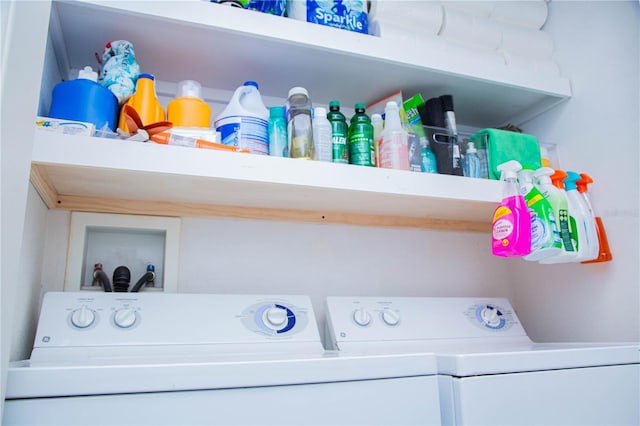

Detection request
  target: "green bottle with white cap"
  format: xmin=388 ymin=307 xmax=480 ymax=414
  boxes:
xmin=347 ymin=103 xmax=374 ymax=167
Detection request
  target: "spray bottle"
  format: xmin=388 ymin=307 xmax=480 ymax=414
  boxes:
xmin=491 ymin=160 xmax=531 ymax=257
xmin=576 ymin=173 xmax=613 ymax=263
xmin=538 ymin=169 xmax=577 ymax=264
xmin=519 ymin=168 xmax=562 ymax=261
xmin=564 ymin=171 xmax=599 ymax=262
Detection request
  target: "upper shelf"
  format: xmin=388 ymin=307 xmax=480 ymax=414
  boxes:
xmin=51 ymin=0 xmax=571 ymax=128
xmin=30 ymin=133 xmax=501 ymax=232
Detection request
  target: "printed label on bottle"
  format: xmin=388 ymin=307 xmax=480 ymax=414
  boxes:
xmin=557 ymin=208 xmax=575 ymax=251
xmin=349 ymin=135 xmax=373 ymax=166
xmin=529 ymin=208 xmax=547 ymax=250
xmin=216 ymin=115 xmax=268 ymax=155
xmin=492 ymin=206 xmax=514 ymax=241
xmin=332 ymin=135 xmax=348 ymax=163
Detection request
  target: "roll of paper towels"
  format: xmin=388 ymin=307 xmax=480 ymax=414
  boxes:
xmin=500 ymin=25 xmax=555 ymax=60
xmin=440 ymin=6 xmax=503 ymax=51
xmin=490 ymin=0 xmax=548 ymax=30
xmin=370 ymin=0 xmax=443 ymax=36
xmin=502 ymin=50 xmax=561 ymax=77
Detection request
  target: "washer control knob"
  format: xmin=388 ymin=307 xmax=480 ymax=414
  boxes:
xmin=352 ymin=308 xmax=372 ymax=326
xmin=481 ymin=306 xmax=501 ymax=327
xmin=381 ymin=309 xmax=400 ymax=326
xmin=70 ymin=306 xmax=96 ymax=329
xmin=264 ymin=307 xmax=288 ymax=330
xmin=114 ymin=308 xmax=137 ymax=328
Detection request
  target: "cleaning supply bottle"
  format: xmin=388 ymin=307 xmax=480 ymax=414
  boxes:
xmin=463 ymin=142 xmax=482 ymax=178
xmin=312 ymin=107 xmax=332 ymax=162
xmin=348 ymin=103 xmax=374 ymax=167
xmin=421 ymin=137 xmax=438 ymax=174
xmin=371 ymin=113 xmax=383 ymax=167
xmin=49 ymin=66 xmax=119 ymax=131
xmin=215 ymin=81 xmax=269 ymax=155
xmin=268 ymin=106 xmax=288 ymax=157
xmin=577 ymin=173 xmax=613 ymax=263
xmin=564 ymin=171 xmax=599 ymax=262
xmin=327 ymin=100 xmax=348 ymax=164
xmin=378 ymin=101 xmax=409 ymax=170
xmin=286 ymin=87 xmax=314 ymax=159
xmin=537 ymin=168 xmax=577 ymax=264
xmin=118 ymin=73 xmax=165 ymax=133
xmin=167 ymin=80 xmax=211 ymax=128
xmin=519 ymin=168 xmax=562 ymax=261
xmin=491 ymin=160 xmax=531 ymax=257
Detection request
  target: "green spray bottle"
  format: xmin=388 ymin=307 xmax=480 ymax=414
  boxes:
xmin=536 ymin=168 xmax=578 ymax=264
xmin=519 ymin=168 xmax=562 ymax=261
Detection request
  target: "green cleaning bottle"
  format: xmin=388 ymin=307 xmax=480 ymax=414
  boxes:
xmin=348 ymin=103 xmax=374 ymax=167
xmin=327 ymin=100 xmax=348 ymax=164
xmin=519 ymin=168 xmax=562 ymax=261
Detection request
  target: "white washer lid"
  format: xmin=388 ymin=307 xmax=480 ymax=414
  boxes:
xmin=433 ymin=341 xmax=640 ymax=376
xmin=6 ymin=351 xmax=438 ymax=399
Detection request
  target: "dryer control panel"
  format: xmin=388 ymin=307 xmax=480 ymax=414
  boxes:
xmin=325 ymin=297 xmax=527 ymax=350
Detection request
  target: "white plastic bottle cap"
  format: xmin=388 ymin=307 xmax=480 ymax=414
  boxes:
xmin=177 ymin=80 xmax=202 ymax=99
xmin=288 ymin=86 xmax=309 ymax=98
xmin=314 ymin=107 xmax=327 ymax=117
xmin=78 ymin=66 xmax=98 ymax=82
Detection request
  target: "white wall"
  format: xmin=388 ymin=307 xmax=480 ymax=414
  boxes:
xmin=514 ymin=0 xmax=640 ymax=342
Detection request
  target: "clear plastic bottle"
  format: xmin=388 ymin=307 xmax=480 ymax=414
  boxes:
xmin=286 ymin=87 xmax=314 ymax=159
xmin=312 ymin=107 xmax=332 ymax=162
xmin=463 ymin=142 xmax=481 ymax=178
xmin=371 ymin=113 xmax=383 ymax=167
xmin=268 ymin=106 xmax=288 ymax=157
xmin=379 ymin=102 xmax=409 ymax=170
xmin=348 ymin=103 xmax=374 ymax=167
xmin=327 ymin=101 xmax=348 ymax=164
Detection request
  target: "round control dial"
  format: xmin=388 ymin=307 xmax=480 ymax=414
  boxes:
xmin=475 ymin=304 xmax=507 ymax=330
xmin=263 ymin=307 xmax=289 ymax=330
xmin=70 ymin=306 xmax=96 ymax=329
xmin=381 ymin=308 xmax=400 ymax=326
xmin=113 ymin=308 xmax=137 ymax=329
xmin=352 ymin=308 xmax=372 ymax=327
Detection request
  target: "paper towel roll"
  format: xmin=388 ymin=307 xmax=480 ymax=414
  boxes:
xmin=502 ymin=50 xmax=561 ymax=77
xmin=490 ymin=0 xmax=548 ymax=30
xmin=440 ymin=5 xmax=503 ymax=51
xmin=444 ymin=1 xmax=497 ymax=18
xmin=375 ymin=20 xmax=448 ymax=53
xmin=500 ymin=24 xmax=554 ymax=60
xmin=370 ymin=0 xmax=444 ymax=36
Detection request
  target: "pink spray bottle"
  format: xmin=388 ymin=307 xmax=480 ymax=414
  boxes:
xmin=491 ymin=160 xmax=532 ymax=257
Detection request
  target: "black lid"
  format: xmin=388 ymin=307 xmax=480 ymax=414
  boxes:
xmin=440 ymin=95 xmax=454 ymax=112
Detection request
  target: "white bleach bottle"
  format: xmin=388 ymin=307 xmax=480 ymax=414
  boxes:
xmin=215 ymin=81 xmax=269 ymax=155
xmin=312 ymin=107 xmax=332 ymax=162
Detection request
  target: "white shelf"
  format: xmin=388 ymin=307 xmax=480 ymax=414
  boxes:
xmin=50 ymin=0 xmax=571 ymax=128
xmin=30 ymin=133 xmax=501 ymax=231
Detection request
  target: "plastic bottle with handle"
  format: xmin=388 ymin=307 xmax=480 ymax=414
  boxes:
xmin=576 ymin=173 xmax=613 ymax=263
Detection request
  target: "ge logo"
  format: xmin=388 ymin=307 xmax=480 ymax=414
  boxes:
xmin=42 ymin=336 xmax=51 ymax=343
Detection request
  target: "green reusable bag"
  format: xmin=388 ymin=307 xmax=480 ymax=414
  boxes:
xmin=470 ymin=128 xmax=541 ymax=180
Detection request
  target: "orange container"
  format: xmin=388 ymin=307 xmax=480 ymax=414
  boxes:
xmin=118 ymin=73 xmax=165 ymax=132
xmin=167 ymin=80 xmax=211 ymax=128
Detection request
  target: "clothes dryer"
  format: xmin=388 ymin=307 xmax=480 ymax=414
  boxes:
xmin=325 ymin=296 xmax=640 ymax=426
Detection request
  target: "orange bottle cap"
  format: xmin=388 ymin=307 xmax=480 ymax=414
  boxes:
xmin=576 ymin=173 xmax=594 ymax=193
xmin=550 ymin=169 xmax=568 ymax=189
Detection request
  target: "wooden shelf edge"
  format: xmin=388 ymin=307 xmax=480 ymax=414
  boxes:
xmin=30 ymin=163 xmax=491 ymax=232
xmin=49 ymin=194 xmax=489 ymax=233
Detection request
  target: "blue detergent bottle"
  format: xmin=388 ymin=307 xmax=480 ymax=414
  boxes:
xmin=49 ymin=66 xmax=119 ymax=131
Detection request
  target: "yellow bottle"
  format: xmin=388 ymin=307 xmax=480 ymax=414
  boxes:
xmin=118 ymin=73 xmax=165 ymax=132
xmin=167 ymin=80 xmax=211 ymax=128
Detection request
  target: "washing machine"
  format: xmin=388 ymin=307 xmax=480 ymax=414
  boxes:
xmin=325 ymin=296 xmax=640 ymax=426
xmin=4 ymin=292 xmax=442 ymax=425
